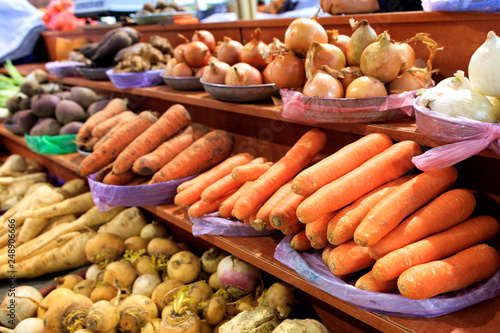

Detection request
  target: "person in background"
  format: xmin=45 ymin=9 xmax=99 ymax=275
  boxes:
xmin=0 ymin=0 xmax=48 ymax=64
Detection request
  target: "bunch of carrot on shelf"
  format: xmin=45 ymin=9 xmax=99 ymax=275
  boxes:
xmin=173 ymin=128 xmax=500 ymax=300
xmin=75 ymin=98 xmax=235 ymax=185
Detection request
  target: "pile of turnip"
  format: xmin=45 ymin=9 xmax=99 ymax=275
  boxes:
xmin=3 ymin=84 xmax=111 ymax=136
xmin=0 ymin=213 xmax=327 ymax=332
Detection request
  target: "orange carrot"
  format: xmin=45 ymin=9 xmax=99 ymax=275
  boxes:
xmin=112 ymin=104 xmax=192 ymax=175
xmin=372 ymin=215 xmax=499 ymax=281
xmin=297 ymin=140 xmax=422 ymax=224
xmin=290 ymin=229 xmax=312 ymax=252
xmin=354 ymin=166 xmax=459 ymax=247
xmin=188 ymin=192 xmax=234 ymax=218
xmin=133 ymin=124 xmax=210 ymax=176
xmin=172 ymin=152 xmax=253 ymax=207
xmin=94 ymin=163 xmax=113 ymax=183
xmin=231 ymin=161 xmax=273 ymax=182
xmin=201 ymin=173 xmax=244 ymax=202
xmin=322 ymin=244 xmax=336 ymax=265
xmin=126 ymin=176 xmax=151 ymax=186
xmin=252 ymin=180 xmax=293 ymax=231
xmin=305 ymin=211 xmax=338 ymax=249
xmin=151 ymin=130 xmax=237 ymax=185
xmin=327 ymin=240 xmax=375 ymax=276
xmin=233 ymin=128 xmax=328 ymax=221
xmin=246 ymin=203 xmax=264 ymax=226
xmin=327 ymin=174 xmax=416 ymax=246
xmin=76 ymin=98 xmax=128 ymax=143
xmin=369 ymin=188 xmax=476 ymax=260
xmin=218 ymin=181 xmax=253 ymax=219
xmin=77 ymin=111 xmax=158 ymax=177
xmin=91 ymin=110 xmax=135 ymax=139
xmin=397 ymin=244 xmax=500 ymax=300
xmin=269 ymin=191 xmax=306 ymax=230
xmin=355 ymin=271 xmax=398 ymax=293
xmin=281 ymin=220 xmax=304 ymax=236
xmin=292 ymin=133 xmax=394 ymax=196
xmin=93 ymin=112 xmax=139 ymax=151
xmin=103 ymin=170 xmax=136 ymax=186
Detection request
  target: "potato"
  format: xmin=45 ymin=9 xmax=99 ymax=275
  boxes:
xmin=59 ymin=121 xmax=83 ymax=135
xmin=30 ymin=94 xmax=60 ymax=117
xmin=29 ymin=118 xmax=61 ymax=136
xmin=12 ymin=109 xmax=38 ymax=133
xmin=55 ymin=99 xmax=87 ymax=124
xmin=69 ymin=86 xmax=99 ymax=109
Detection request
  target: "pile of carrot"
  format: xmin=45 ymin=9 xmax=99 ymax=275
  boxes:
xmin=174 ymin=129 xmax=500 ymax=300
xmin=75 ymin=101 xmax=236 ymax=185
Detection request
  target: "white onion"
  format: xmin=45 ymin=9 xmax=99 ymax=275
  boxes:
xmin=468 ymin=31 xmax=500 ymax=98
xmin=436 ymin=70 xmax=471 ymax=90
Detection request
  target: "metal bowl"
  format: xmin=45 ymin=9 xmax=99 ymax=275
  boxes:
xmin=200 ymin=80 xmax=279 ymax=103
xmin=161 ymin=75 xmax=203 ymax=91
xmin=78 ymin=67 xmax=111 ymax=81
xmin=45 ymin=61 xmax=86 ymax=78
xmin=130 ymin=11 xmax=195 ymax=25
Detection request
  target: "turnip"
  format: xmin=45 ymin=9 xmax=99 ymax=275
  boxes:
xmin=217 ymin=255 xmax=261 ymax=301
xmin=118 ymin=294 xmax=158 ymax=333
xmin=200 ymin=319 xmax=213 ymax=333
xmin=73 ymin=279 xmax=96 ymax=297
xmin=208 ymin=272 xmax=220 ymax=290
xmin=147 ymin=238 xmax=180 ymax=259
xmin=213 ymin=319 xmax=229 ymax=333
xmin=177 ymin=242 xmax=192 ymax=252
xmin=103 ymin=261 xmax=137 ymax=289
xmin=85 ymin=263 xmax=103 ymax=281
xmin=166 ymin=251 xmax=201 ymax=284
xmin=55 ymin=273 xmax=84 ymax=289
xmin=85 ymin=232 xmax=125 ymax=266
xmin=202 ymin=296 xmax=226 ymax=325
xmin=201 ymin=248 xmax=227 ymax=274
xmin=84 ymin=299 xmax=120 ymax=332
xmin=131 ymin=255 xmax=156 ymax=276
xmin=140 ymin=222 xmax=168 ymax=240
xmin=0 ymin=317 xmax=44 ymax=333
xmin=257 ymin=282 xmax=295 ymax=319
xmin=159 ymin=287 xmax=201 ymax=333
xmin=124 ymin=236 xmax=149 ymax=252
xmin=90 ymin=283 xmax=118 ymax=303
xmin=0 ymin=285 xmax=43 ymax=328
xmin=226 ymin=293 xmax=256 ymax=317
xmin=43 ymin=293 xmax=93 ymax=333
xmin=151 ymin=279 xmax=184 ymax=312
xmin=132 ymin=274 xmax=161 ymax=297
xmin=142 ymin=318 xmax=161 ymax=333
xmin=36 ymin=287 xmax=74 ymax=319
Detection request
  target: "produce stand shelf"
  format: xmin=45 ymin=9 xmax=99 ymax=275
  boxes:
xmin=2 ymin=124 xmax=500 ymax=333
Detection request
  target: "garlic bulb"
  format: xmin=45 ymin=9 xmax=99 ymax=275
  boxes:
xmin=436 ymin=70 xmax=471 ymax=90
xmin=468 ymin=31 xmax=500 ymax=98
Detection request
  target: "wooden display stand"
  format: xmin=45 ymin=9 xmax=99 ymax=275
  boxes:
xmin=1 ymin=10 xmax=499 ymax=333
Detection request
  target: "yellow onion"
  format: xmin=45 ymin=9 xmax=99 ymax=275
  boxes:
xmin=327 ymin=29 xmax=350 ymax=57
xmin=345 ymin=76 xmax=387 ymax=98
xmin=217 ymin=37 xmax=243 ymax=65
xmin=305 ymin=41 xmax=346 ymax=76
xmin=262 ymin=50 xmax=306 ymax=88
xmin=240 ymin=28 xmax=269 ymax=70
xmin=394 ymin=42 xmax=416 ymax=74
xmin=386 ymin=70 xmax=425 ymax=94
xmin=225 ymin=62 xmax=262 ymax=86
xmin=469 ymin=31 xmax=500 ymax=98
xmin=360 ymin=31 xmax=401 ymax=83
xmin=303 ymin=67 xmax=344 ymax=99
xmin=284 ymin=16 xmax=328 ymax=58
xmin=202 ymin=61 xmax=231 ymax=84
xmin=338 ymin=66 xmax=362 ymax=92
xmin=346 ymin=19 xmax=377 ymax=67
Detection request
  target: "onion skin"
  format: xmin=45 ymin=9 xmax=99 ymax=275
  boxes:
xmin=240 ymin=28 xmax=269 ymax=70
xmin=284 ymin=17 xmax=328 ymax=58
xmin=387 ymin=70 xmax=425 ymax=94
xmin=360 ymin=31 xmax=401 ymax=83
xmin=307 ymin=42 xmax=346 ymax=75
xmin=217 ymin=37 xmax=243 ymax=66
xmin=346 ymin=19 xmax=377 ymax=67
xmin=262 ymin=51 xmax=306 ymax=88
xmin=303 ymin=71 xmax=344 ymax=99
xmin=327 ymin=29 xmax=350 ymax=57
xmin=394 ymin=42 xmax=416 ymax=74
xmin=469 ymin=31 xmax=500 ymax=98
xmin=345 ymin=76 xmax=387 ymax=98
xmin=338 ymin=66 xmax=363 ymax=92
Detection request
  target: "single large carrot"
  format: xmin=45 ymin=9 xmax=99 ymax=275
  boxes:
xmin=233 ymin=128 xmax=328 ymax=221
xmin=218 ymin=181 xmax=253 ymax=219
xmin=252 ymin=180 xmax=294 ymax=231
xmin=76 ymin=98 xmax=128 ymax=143
xmin=133 ymin=124 xmax=210 ymax=176
xmin=355 ymin=271 xmax=398 ymax=293
xmin=297 ymin=140 xmax=422 ymax=224
xmin=94 ymin=163 xmax=113 ymax=183
xmin=305 ymin=211 xmax=338 ymax=249
xmin=322 ymin=244 xmax=336 ymax=265
xmin=372 ymin=215 xmax=499 ymax=281
xmin=327 ymin=240 xmax=375 ymax=276
xmin=91 ymin=110 xmax=135 ymax=139
xmin=188 ymin=192 xmax=234 ymax=218
xmin=172 ymin=152 xmax=253 ymax=207
xmin=327 ymin=175 xmax=416 ymax=246
xmin=112 ymin=104 xmax=192 ymax=175
xmin=103 ymin=170 xmax=137 ymax=185
xmin=398 ymin=244 xmax=500 ymax=300
xmin=151 ymin=130 xmax=236 ymax=184
xmin=93 ymin=113 xmax=138 ymax=150
xmin=270 ymin=191 xmax=306 ymax=230
xmin=290 ymin=229 xmax=312 ymax=252
xmin=77 ymin=111 xmax=158 ymax=177
xmin=369 ymin=188 xmax=476 ymax=260
xmin=281 ymin=219 xmax=305 ymax=236
xmin=354 ymin=166 xmax=458 ymax=247
xmin=231 ymin=161 xmax=272 ymax=182
xmin=292 ymin=133 xmax=394 ymax=197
